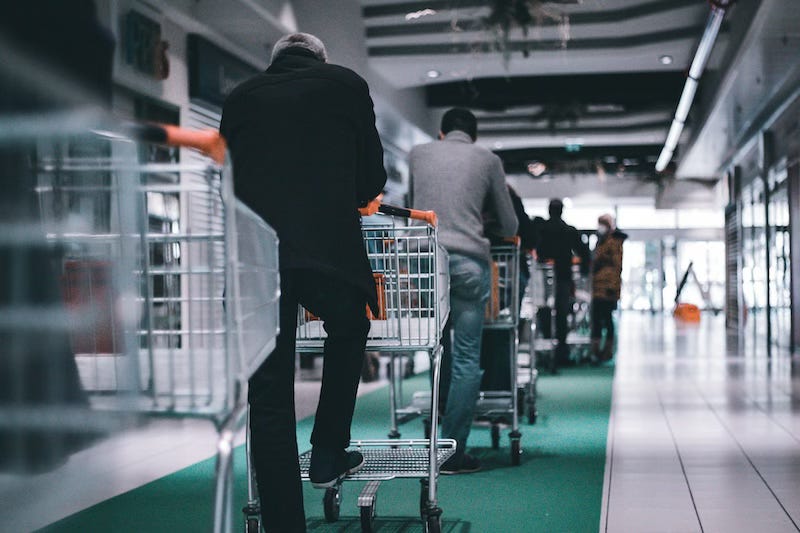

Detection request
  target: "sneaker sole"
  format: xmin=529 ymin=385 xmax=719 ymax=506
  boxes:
xmin=310 ymin=458 xmax=366 ymax=489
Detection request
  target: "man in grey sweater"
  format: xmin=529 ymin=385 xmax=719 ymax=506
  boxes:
xmin=410 ymin=108 xmax=518 ymax=473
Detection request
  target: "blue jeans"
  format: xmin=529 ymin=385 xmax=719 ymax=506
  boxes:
xmin=439 ymin=254 xmax=490 ymax=459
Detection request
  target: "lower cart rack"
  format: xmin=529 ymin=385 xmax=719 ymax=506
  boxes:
xmin=299 ymin=439 xmax=456 ymax=533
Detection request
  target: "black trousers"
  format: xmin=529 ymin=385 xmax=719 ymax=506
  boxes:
xmin=248 ymin=269 xmax=369 ymax=533
xmin=591 ymin=298 xmax=616 ymax=340
xmin=554 ymin=276 xmax=573 ymax=359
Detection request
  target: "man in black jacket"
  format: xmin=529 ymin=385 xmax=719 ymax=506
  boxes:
xmin=536 ymin=199 xmax=591 ymax=367
xmin=221 ymin=33 xmax=387 ymax=532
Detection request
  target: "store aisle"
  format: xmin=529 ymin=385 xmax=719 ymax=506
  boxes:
xmin=602 ymin=313 xmax=800 ymax=533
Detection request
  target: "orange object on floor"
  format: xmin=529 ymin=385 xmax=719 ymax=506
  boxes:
xmin=673 ymin=303 xmax=701 ymax=323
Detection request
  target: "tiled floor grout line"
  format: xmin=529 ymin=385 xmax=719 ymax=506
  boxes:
xmin=747 ymin=396 xmax=800 ymax=446
xmin=600 ymin=390 xmax=616 ymax=533
xmin=693 ymin=382 xmax=800 ymax=532
xmin=656 ymin=383 xmax=705 ymax=533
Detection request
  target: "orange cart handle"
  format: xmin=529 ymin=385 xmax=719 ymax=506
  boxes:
xmin=128 ymin=123 xmax=227 ymax=165
xmin=503 ymin=236 xmax=521 ymax=245
xmin=358 ymin=200 xmax=438 ymax=226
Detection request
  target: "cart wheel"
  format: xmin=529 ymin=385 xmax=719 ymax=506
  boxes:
xmin=490 ymin=424 xmax=501 ymax=450
xmin=246 ymin=517 xmax=260 ymax=533
xmin=424 ymin=515 xmax=442 ymax=533
xmin=323 ymin=487 xmax=341 ymax=522
xmin=388 ymin=429 xmax=401 ymax=439
xmin=511 ymin=438 xmax=522 ymax=466
xmin=359 ymin=499 xmax=376 ymax=533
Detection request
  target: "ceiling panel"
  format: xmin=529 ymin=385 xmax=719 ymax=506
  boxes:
xmin=359 ymin=0 xmax=718 ymax=184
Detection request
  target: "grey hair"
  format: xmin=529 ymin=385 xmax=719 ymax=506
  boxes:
xmin=270 ymin=32 xmax=328 ymax=63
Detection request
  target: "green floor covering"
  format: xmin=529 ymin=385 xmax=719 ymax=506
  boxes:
xmin=42 ymin=365 xmax=614 ymax=533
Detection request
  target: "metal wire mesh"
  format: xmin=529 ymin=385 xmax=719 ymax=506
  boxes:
xmin=296 ymin=217 xmax=449 ymax=351
xmin=26 ymin=131 xmax=279 ymax=419
xmin=298 ymin=439 xmax=456 ymax=481
xmin=485 ymin=242 xmax=521 ymax=328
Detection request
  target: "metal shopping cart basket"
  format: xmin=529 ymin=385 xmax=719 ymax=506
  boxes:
xmin=478 ymin=238 xmax=523 ymax=463
xmin=2 ymin=118 xmax=280 ymax=533
xmin=400 ymin=238 xmax=525 ymax=464
xmin=244 ymin=203 xmax=452 ymax=533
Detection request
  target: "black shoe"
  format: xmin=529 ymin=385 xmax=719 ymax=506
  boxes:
xmin=309 ymin=449 xmax=365 ymax=488
xmin=441 ymin=453 xmax=481 ymax=475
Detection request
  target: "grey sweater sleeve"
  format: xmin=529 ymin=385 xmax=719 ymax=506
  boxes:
xmin=488 ymin=156 xmax=518 ymax=237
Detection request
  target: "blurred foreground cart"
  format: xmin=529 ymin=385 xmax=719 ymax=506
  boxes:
xmin=1 ymin=119 xmax=279 ymax=533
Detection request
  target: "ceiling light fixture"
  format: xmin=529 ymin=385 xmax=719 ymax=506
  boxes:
xmin=656 ymin=3 xmax=729 ymax=172
xmin=494 ymin=141 xmax=504 ymax=150
xmin=425 ymin=69 xmax=441 ymax=79
xmin=405 ymin=9 xmax=437 ymax=21
xmin=659 ymin=54 xmax=674 ymax=65
xmin=527 ymin=161 xmax=547 ymax=177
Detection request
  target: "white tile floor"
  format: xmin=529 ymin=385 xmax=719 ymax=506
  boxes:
xmin=601 ymin=313 xmax=800 ymax=533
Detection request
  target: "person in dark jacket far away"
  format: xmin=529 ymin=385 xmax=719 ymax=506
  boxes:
xmin=591 ymin=214 xmax=626 ymax=363
xmin=536 ymin=198 xmax=591 ymax=368
xmin=409 ymin=108 xmax=518 ymax=474
xmin=220 ymin=33 xmax=387 ymax=533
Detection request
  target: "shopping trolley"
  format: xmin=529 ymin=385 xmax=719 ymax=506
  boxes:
xmin=399 ymin=238 xmax=524 ymax=464
xmin=477 ymin=238 xmax=523 ymax=462
xmin=3 ymin=118 xmax=280 ymax=533
xmin=528 ymin=261 xmax=558 ymax=378
xmin=243 ymin=203 xmax=452 ymax=533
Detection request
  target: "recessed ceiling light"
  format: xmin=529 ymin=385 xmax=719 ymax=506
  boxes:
xmin=494 ymin=141 xmax=504 ymax=150
xmin=527 ymin=161 xmax=547 ymax=177
xmin=425 ymin=69 xmax=441 ymax=79
xmin=660 ymin=55 xmax=674 ymax=65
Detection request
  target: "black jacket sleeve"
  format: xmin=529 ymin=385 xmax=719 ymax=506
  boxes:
xmin=355 ymin=81 xmax=387 ymax=205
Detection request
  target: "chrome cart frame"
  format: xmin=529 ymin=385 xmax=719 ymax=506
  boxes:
xmin=478 ymin=240 xmax=523 ymax=464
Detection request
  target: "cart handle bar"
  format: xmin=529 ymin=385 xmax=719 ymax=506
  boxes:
xmin=359 ymin=201 xmax=438 ymax=227
xmin=129 ymin=124 xmax=227 ymax=165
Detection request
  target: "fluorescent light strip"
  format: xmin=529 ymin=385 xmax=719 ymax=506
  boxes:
xmin=655 ymin=5 xmax=727 ymax=172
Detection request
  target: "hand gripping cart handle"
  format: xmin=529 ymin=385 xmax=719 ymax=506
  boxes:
xmin=358 ymin=195 xmax=439 ymax=227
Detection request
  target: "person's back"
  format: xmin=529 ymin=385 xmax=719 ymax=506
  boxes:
xmin=222 ymin=46 xmax=385 ymax=302
xmin=410 ymin=131 xmax=515 ymax=261
xmin=536 ymin=199 xmax=590 ymax=277
xmin=538 ymin=217 xmax=580 ymax=275
xmin=408 ymin=108 xmax=516 ymax=474
xmin=221 ymin=33 xmax=386 ymax=533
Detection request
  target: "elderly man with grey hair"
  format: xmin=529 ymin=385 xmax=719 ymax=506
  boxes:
xmin=221 ymin=32 xmax=387 ymax=532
